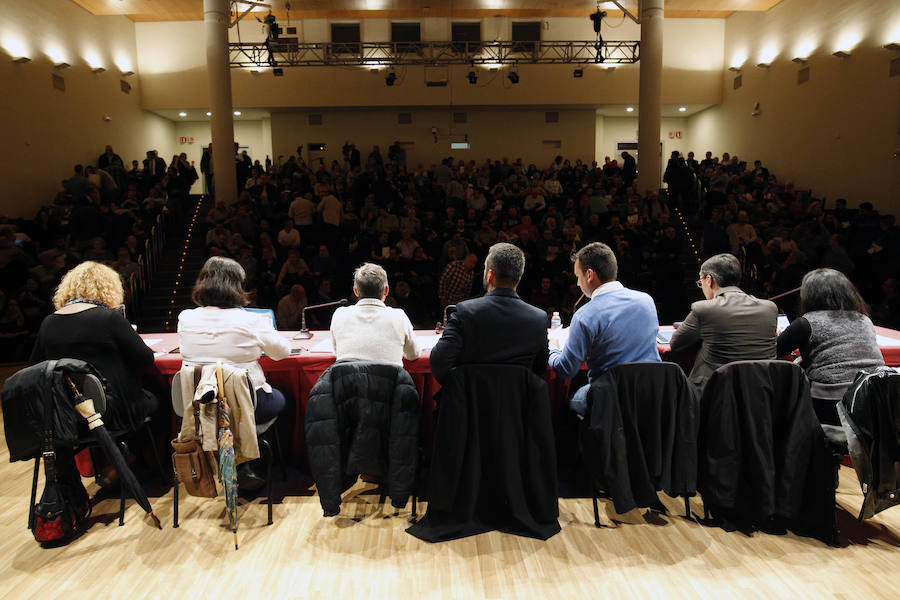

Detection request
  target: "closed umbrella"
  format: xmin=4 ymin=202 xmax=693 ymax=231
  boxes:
xmin=215 ymin=364 xmax=240 ymax=550
xmin=65 ymin=377 xmax=162 ymax=530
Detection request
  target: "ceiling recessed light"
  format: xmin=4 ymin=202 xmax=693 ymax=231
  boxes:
xmin=678 ymin=106 xmax=686 ymax=112
xmin=206 ymin=111 xmax=212 ymax=116
xmin=233 ymin=111 xmax=241 ymax=116
xmin=179 ymin=111 xmax=187 ymax=117
xmin=625 ymin=107 xmax=634 ymax=112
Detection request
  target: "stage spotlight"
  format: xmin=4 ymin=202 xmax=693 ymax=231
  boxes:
xmin=508 ymin=71 xmax=519 ymax=84
xmin=573 ymin=68 xmax=583 ymax=78
xmin=467 ymin=71 xmax=478 ymax=84
xmin=385 ymin=71 xmax=397 ymax=86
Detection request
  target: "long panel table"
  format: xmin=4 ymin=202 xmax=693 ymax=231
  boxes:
xmin=144 ymin=327 xmax=900 ymax=469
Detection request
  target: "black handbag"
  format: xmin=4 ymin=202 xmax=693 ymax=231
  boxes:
xmin=31 ymin=362 xmax=91 ymax=546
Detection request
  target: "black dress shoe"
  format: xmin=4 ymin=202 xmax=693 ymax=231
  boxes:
xmin=237 ymin=462 xmax=266 ymax=492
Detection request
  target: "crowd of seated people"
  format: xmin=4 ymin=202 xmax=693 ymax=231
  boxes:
xmin=683 ymin=153 xmax=899 ymax=325
xmin=200 ymin=147 xmax=714 ymax=331
xmin=198 ymin=144 xmax=899 ymax=335
xmin=0 ymin=146 xmax=191 ymax=361
xmin=3 ymin=143 xmax=899 ymax=362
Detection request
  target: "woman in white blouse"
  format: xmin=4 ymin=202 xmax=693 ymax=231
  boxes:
xmin=178 ymin=257 xmax=291 ymax=457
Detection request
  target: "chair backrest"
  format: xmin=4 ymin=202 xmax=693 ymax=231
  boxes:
xmin=172 ymin=364 xmax=261 ymax=461
xmin=837 ymin=366 xmax=900 ymax=520
xmin=697 ymin=359 xmax=837 ymax=544
xmin=1 ymin=359 xmax=107 ymax=461
xmin=171 ymin=364 xmax=256 ymax=418
xmin=583 ymin=361 xmax=698 ymax=514
xmin=409 ymin=363 xmax=560 ymax=541
xmin=305 ymin=361 xmax=420 ymax=516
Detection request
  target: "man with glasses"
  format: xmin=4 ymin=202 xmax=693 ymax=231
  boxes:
xmin=670 ymin=253 xmax=778 ymax=393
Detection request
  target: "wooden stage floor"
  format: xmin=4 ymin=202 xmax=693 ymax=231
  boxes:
xmin=1 ymin=416 xmax=899 ymax=599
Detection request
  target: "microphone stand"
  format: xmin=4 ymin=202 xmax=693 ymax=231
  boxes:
xmin=435 ymin=304 xmax=457 ymax=332
xmin=769 ymin=287 xmax=801 ymax=302
xmin=293 ymin=299 xmax=348 ymax=339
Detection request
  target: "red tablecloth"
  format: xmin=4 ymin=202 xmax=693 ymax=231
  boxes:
xmin=144 ymin=326 xmax=900 ymax=470
xmin=147 ymin=330 xmax=464 ymax=469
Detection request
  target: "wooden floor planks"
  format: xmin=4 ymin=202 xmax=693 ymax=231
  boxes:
xmin=0 ymin=411 xmax=899 ymax=599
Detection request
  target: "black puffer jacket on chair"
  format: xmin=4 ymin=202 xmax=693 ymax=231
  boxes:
xmin=305 ymin=361 xmax=420 ymax=516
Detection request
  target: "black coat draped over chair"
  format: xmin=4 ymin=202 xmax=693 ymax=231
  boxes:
xmin=407 ymin=364 xmax=560 ymax=542
xmin=581 ymin=361 xmax=699 ymax=515
xmin=698 ymin=360 xmax=838 ymax=546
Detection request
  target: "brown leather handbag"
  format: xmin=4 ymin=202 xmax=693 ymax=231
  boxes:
xmin=171 ymin=384 xmax=217 ymax=498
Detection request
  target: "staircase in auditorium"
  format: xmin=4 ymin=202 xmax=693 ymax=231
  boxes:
xmin=136 ymin=196 xmax=210 ymax=333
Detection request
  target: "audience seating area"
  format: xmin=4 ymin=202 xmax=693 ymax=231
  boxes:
xmin=0 ymin=151 xmax=190 ymax=361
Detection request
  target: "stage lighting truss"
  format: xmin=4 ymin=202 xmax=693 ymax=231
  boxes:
xmin=229 ymin=40 xmax=640 ymax=68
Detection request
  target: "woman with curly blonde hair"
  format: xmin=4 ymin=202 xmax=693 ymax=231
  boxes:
xmin=32 ymin=261 xmax=158 ymax=434
xmin=51 ymin=260 xmax=124 ymax=309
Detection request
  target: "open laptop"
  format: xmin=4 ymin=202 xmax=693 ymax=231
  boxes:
xmin=777 ymin=314 xmax=790 ymax=335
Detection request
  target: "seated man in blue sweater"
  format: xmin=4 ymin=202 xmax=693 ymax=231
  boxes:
xmin=549 ymin=242 xmax=661 ymax=415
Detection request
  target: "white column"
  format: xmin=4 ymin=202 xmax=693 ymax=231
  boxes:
xmin=636 ymin=0 xmax=664 ymax=196
xmin=204 ymin=0 xmax=237 ymax=204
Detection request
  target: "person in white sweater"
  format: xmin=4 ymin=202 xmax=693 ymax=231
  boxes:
xmin=330 ymin=263 xmax=420 ymax=366
xmin=178 ymin=257 xmax=291 ymax=489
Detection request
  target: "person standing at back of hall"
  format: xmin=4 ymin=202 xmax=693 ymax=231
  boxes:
xmin=548 ymin=242 xmax=660 ymax=416
xmin=669 ymin=252 xmax=777 ymax=393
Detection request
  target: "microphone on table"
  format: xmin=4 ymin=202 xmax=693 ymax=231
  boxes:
xmin=293 ymin=299 xmax=348 ymax=340
xmin=435 ymin=304 xmax=457 ymax=332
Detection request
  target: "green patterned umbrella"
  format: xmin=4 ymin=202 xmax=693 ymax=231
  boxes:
xmin=215 ymin=365 xmax=239 ymax=550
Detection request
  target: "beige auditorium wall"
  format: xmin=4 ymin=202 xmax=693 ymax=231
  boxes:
xmin=596 ymin=116 xmax=692 ymax=190
xmin=0 ymin=0 xmax=175 ymax=218
xmin=135 ymin=17 xmax=723 ymax=110
xmin=270 ymin=108 xmax=596 ymax=170
xmin=688 ymin=0 xmax=900 ymax=212
xmin=172 ymin=120 xmax=270 ymax=194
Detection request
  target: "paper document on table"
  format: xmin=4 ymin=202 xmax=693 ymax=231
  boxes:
xmin=415 ymin=335 xmax=441 ymax=351
xmin=308 ymin=338 xmax=336 ymax=353
xmin=876 ymin=335 xmax=900 ymax=348
xmin=548 ymin=326 xmax=570 ymax=349
xmin=142 ymin=338 xmax=163 ymax=349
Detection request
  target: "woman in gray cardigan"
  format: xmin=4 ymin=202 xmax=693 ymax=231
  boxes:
xmin=776 ymin=268 xmax=884 ymax=425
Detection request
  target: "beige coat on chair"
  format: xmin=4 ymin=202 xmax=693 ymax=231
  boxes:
xmin=174 ymin=363 xmax=260 ymax=462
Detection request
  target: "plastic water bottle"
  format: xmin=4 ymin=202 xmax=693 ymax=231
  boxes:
xmin=550 ymin=311 xmax=562 ymax=330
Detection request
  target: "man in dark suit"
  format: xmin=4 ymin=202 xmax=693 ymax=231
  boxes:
xmin=142 ymin=150 xmax=167 ymax=185
xmin=620 ymin=151 xmax=637 ymax=189
xmin=670 ymin=253 xmax=778 ymax=392
xmin=430 ymin=242 xmax=549 ymax=385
